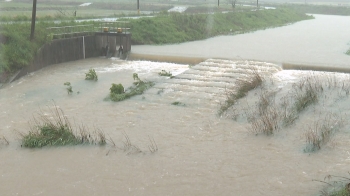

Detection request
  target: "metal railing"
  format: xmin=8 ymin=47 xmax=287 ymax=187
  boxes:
xmin=47 ymin=24 xmax=95 ymax=39
xmin=98 ymin=21 xmax=130 ymax=33
xmin=47 ymin=21 xmax=130 ymax=39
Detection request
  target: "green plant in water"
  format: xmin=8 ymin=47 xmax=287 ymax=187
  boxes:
xmin=22 ymin=124 xmax=80 ymax=148
xmin=304 ymin=113 xmax=344 ymax=152
xmin=110 ymin=83 xmax=124 ymax=94
xmin=294 ymin=87 xmax=318 ymax=113
xmin=218 ymin=67 xmax=262 ymax=115
xmin=19 ymin=105 xmax=106 ymax=148
xmin=316 ymin=173 xmax=350 ymax=196
xmin=85 ymin=69 xmax=98 ymax=81
xmin=292 ymin=75 xmax=323 ymax=113
xmin=171 ymin=101 xmax=186 ymax=106
xmin=158 ymin=70 xmax=173 ymax=77
xmin=133 ymin=73 xmax=140 ymax=81
xmin=64 ymin=82 xmax=73 ymax=94
xmin=109 ymin=74 xmax=154 ymax=102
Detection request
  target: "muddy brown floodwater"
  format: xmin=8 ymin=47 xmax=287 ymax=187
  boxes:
xmin=0 ymin=14 xmax=350 ymax=196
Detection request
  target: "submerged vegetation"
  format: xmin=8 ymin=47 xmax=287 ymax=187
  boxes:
xmin=106 ymin=131 xmax=158 ymax=155
xmin=219 ymin=67 xmax=263 ymax=116
xmin=158 ymin=70 xmax=173 ymax=77
xmin=292 ymin=75 xmax=323 ymax=113
xmin=64 ymin=82 xmax=73 ymax=94
xmin=85 ymin=69 xmax=98 ymax=81
xmin=304 ymin=113 xmax=345 ymax=152
xmin=19 ymin=105 xmax=106 ymax=148
xmin=316 ymin=173 xmax=350 ymax=196
xmin=110 ymin=83 xmax=125 ymax=95
xmin=171 ymin=101 xmax=186 ymax=106
xmin=18 ymin=104 xmax=158 ymax=153
xmin=109 ymin=73 xmax=154 ymax=102
xmin=220 ymin=69 xmax=350 ymax=151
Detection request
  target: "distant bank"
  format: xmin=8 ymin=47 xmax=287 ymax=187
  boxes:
xmin=131 ymin=14 xmax=350 ymax=69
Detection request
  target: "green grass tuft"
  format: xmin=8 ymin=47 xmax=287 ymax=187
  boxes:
xmin=317 ymin=173 xmax=350 ymax=196
xmin=64 ymin=82 xmax=73 ymax=94
xmin=110 ymin=83 xmax=124 ymax=94
xmin=219 ymin=68 xmax=262 ymax=116
xmin=22 ymin=124 xmax=80 ymax=148
xmin=109 ymin=74 xmax=154 ymax=102
xmin=329 ymin=187 xmax=350 ymax=196
xmin=158 ymin=70 xmax=173 ymax=77
xmin=20 ymin=105 xmax=106 ymax=148
xmin=171 ymin=101 xmax=186 ymax=106
xmin=85 ymin=69 xmax=98 ymax=81
xmin=304 ymin=113 xmax=344 ymax=152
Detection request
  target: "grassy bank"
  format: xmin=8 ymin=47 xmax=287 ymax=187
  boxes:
xmin=128 ymin=8 xmax=313 ymax=44
xmin=0 ymin=22 xmax=47 ymax=74
xmin=0 ymin=20 xmax=92 ymax=75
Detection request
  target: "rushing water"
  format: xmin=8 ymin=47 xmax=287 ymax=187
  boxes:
xmin=1 ymin=14 xmax=350 ymax=196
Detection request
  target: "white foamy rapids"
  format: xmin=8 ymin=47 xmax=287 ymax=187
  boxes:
xmin=98 ymin=60 xmax=190 ymax=76
xmin=273 ymin=69 xmax=350 ymax=89
xmin=79 ymin=3 xmax=92 ymax=7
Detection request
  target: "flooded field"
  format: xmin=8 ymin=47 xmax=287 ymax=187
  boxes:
xmin=1 ymin=14 xmax=350 ymax=196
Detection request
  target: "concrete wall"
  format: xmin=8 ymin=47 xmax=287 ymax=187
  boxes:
xmin=95 ymin=32 xmax=131 ymax=56
xmin=11 ymin=32 xmax=132 ymax=82
xmin=13 ymin=35 xmax=97 ymax=81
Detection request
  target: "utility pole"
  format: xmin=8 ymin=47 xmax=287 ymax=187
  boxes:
xmin=257 ymin=0 xmax=259 ymax=9
xmin=137 ymin=0 xmax=140 ymax=15
xmin=30 ymin=0 xmax=37 ymax=41
xmin=218 ymin=0 xmax=219 ymax=7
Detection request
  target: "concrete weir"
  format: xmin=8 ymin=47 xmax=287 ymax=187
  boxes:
xmin=128 ymin=53 xmax=206 ymax=65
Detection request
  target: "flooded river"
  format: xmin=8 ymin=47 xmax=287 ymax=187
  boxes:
xmin=0 ymin=14 xmax=350 ymax=196
xmin=132 ymin=14 xmax=350 ymax=68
